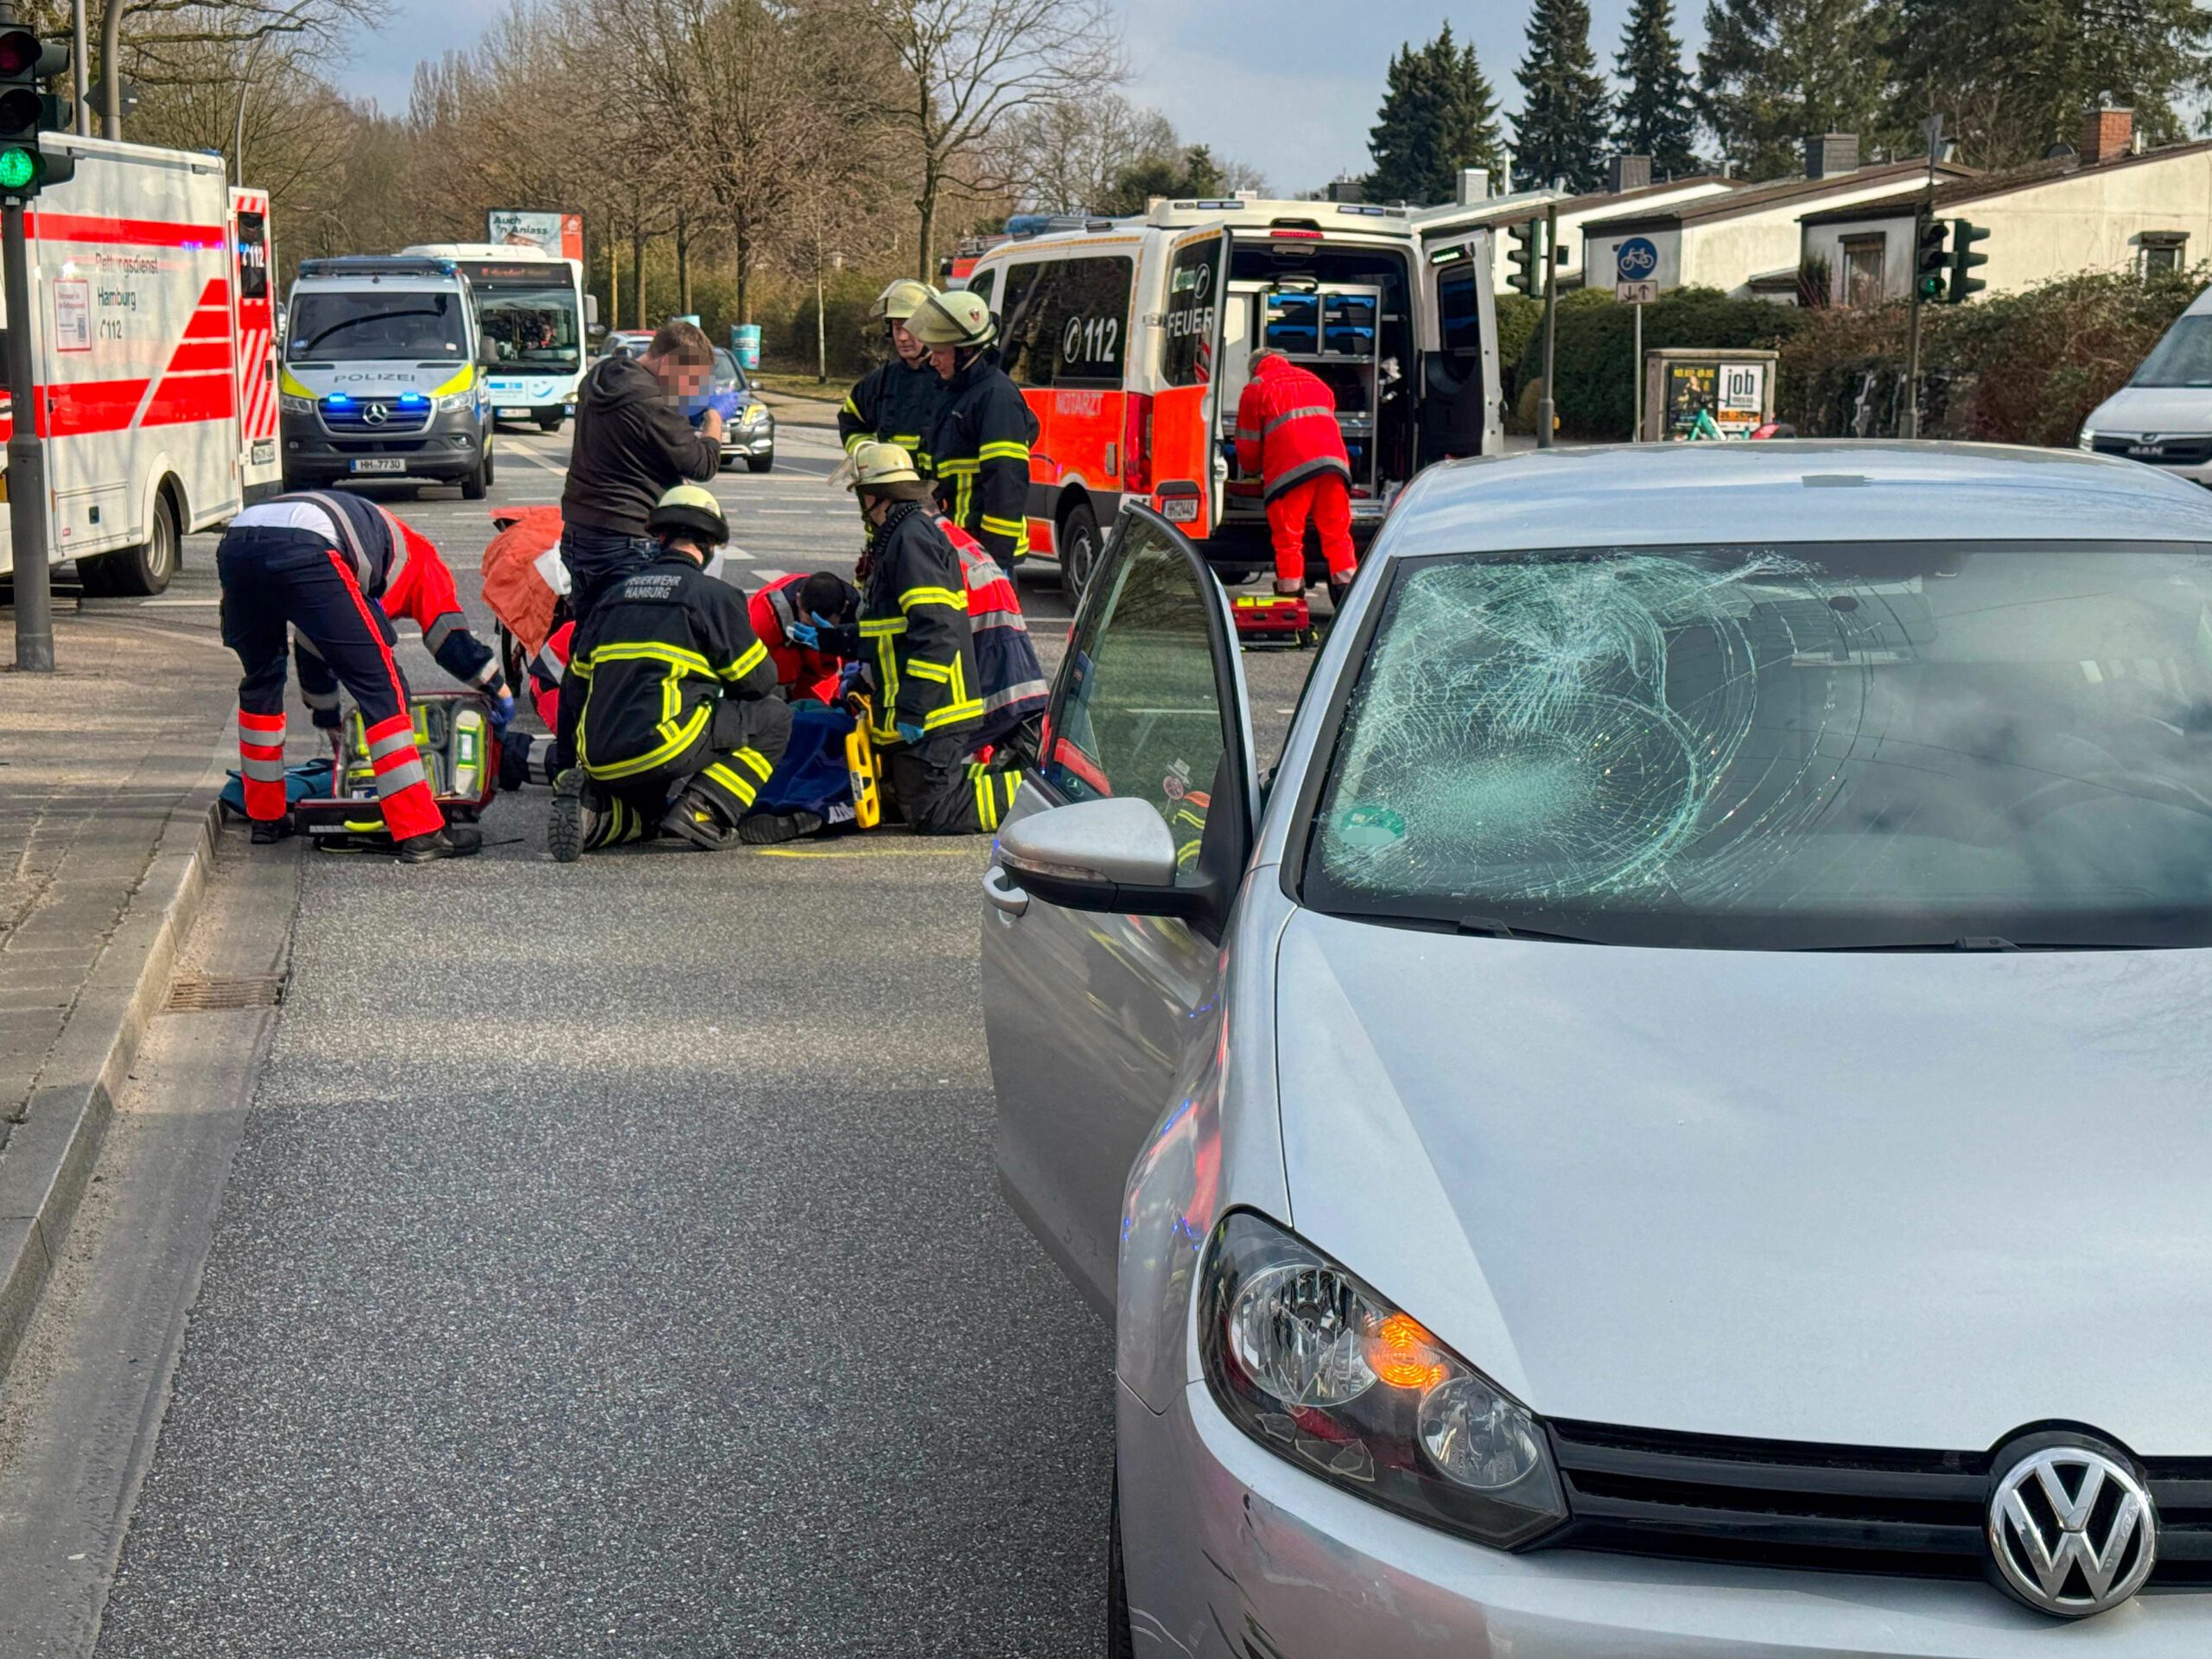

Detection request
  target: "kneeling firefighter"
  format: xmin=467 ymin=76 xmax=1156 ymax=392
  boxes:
xmin=832 ymin=442 xmax=1022 ymax=835
xmin=548 ymin=486 xmax=791 ymax=860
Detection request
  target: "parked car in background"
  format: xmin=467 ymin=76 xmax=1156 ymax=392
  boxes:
xmin=707 ymin=347 xmax=774 ymax=474
xmin=597 ymin=330 xmax=654 ymax=361
xmin=2080 ymin=283 xmax=2212 ymax=483
xmin=984 ymin=442 xmax=2212 ymax=1656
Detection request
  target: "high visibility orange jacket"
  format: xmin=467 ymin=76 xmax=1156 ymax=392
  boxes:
xmin=1234 ymin=356 xmax=1350 ymax=503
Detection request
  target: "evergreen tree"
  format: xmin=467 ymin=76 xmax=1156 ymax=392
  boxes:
xmin=1887 ymin=0 xmax=2211 ymax=168
xmin=1514 ymin=0 xmax=1612 ymax=193
xmin=1696 ymin=0 xmax=1889 ymax=180
xmin=1367 ymin=22 xmax=1504 ymax=206
xmin=1613 ymin=0 xmax=1700 ymax=178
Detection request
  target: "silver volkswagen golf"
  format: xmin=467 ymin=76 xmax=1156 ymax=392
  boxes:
xmin=981 ymin=442 xmax=2212 ymax=1656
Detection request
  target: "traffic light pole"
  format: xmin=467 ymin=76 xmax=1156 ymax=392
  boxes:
xmin=4 ymin=192 xmax=50 ymax=670
xmin=1901 ymin=250 xmax=1923 ymax=442
xmin=1537 ymin=203 xmax=1558 ymax=450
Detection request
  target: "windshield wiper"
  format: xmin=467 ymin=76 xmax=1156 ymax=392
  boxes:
xmin=1801 ymin=936 xmax=2143 ymax=951
xmin=1455 ymin=915 xmax=1612 ymax=944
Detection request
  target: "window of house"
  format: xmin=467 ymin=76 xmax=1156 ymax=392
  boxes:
xmin=2142 ymin=232 xmax=2188 ymax=276
xmin=1841 ymin=237 xmax=1885 ymax=307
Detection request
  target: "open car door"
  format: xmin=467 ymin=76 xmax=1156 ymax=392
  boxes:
xmin=1418 ymin=217 xmax=1505 ymax=461
xmin=979 ymin=505 xmax=1260 ymax=1312
xmin=1146 ymin=226 xmax=1234 ymax=537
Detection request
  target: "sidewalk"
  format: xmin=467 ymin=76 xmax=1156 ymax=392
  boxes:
xmin=0 ymin=550 xmax=244 ymax=1376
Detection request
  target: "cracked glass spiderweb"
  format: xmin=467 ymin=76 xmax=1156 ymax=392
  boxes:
xmin=1319 ymin=552 xmax=1886 ymax=904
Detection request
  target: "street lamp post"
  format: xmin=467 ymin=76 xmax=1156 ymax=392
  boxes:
xmin=70 ymin=0 xmax=85 ymax=134
xmin=98 ymin=0 xmax=120 ymax=137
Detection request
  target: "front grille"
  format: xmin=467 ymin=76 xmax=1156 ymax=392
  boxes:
xmin=1540 ymin=1419 xmax=2212 ymax=1585
xmin=321 ymin=399 xmax=429 ymax=434
xmin=2092 ymin=434 xmax=2212 ymax=465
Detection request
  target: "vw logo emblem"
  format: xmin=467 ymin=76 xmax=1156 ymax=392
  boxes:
xmin=361 ymin=402 xmax=388 ymax=427
xmin=1987 ymin=1440 xmax=2156 ymax=1618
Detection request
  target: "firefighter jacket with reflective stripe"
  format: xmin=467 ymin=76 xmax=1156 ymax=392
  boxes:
xmin=749 ymin=573 xmax=846 ymax=703
xmin=856 ymin=503 xmax=982 ymax=747
xmin=1234 ymin=357 xmax=1351 ymax=504
xmin=267 ymin=493 xmax=496 ymax=707
xmin=837 ymin=357 xmax=949 ymax=466
xmin=938 ymin=515 xmax=1048 ymax=749
xmin=926 ymin=352 xmax=1037 ymax=566
xmin=568 ymin=550 xmax=779 ymax=780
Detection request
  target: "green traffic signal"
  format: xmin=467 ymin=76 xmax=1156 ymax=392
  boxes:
xmin=1913 ymin=215 xmax=1949 ymax=303
xmin=0 ymin=26 xmax=69 ymax=197
xmin=1505 ymin=219 xmax=1542 ymax=298
xmin=0 ymin=146 xmax=35 ymax=190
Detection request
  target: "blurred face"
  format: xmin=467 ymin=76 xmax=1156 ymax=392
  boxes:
xmin=929 ymin=344 xmax=957 ymax=380
xmin=647 ymin=350 xmax=713 ymax=397
xmin=890 ymin=319 xmax=925 ymax=361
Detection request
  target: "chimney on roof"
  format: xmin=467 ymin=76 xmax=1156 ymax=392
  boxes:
xmin=2082 ymin=97 xmax=2133 ymax=166
xmin=1456 ymin=167 xmax=1489 ymax=205
xmin=1607 ymin=155 xmax=1652 ymax=194
xmin=1803 ymin=133 xmax=1859 ymax=180
xmin=1325 ymin=177 xmax=1365 ymax=204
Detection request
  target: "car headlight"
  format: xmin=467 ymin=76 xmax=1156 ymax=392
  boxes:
xmin=744 ymin=403 xmax=768 ymax=424
xmin=2079 ymin=427 xmax=2099 ymax=451
xmin=280 ymin=393 xmax=315 ymax=416
xmin=436 ymin=391 xmax=474 ymax=413
xmin=1199 ymin=1210 xmax=1566 ymax=1548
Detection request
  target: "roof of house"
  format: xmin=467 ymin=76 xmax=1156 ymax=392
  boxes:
xmin=1797 ymin=139 xmax=2212 ymax=226
xmin=1427 ymin=175 xmax=1741 ymax=231
xmin=1583 ymin=159 xmax=1979 ymax=235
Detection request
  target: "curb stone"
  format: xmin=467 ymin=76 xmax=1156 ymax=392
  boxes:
xmin=0 ymin=739 xmax=232 ymax=1389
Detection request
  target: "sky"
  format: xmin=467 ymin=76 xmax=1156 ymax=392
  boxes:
xmin=342 ymin=0 xmax=1707 ymax=198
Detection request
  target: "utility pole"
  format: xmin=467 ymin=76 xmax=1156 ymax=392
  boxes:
xmin=1537 ymin=201 xmax=1559 ymax=449
xmin=1901 ymin=114 xmax=1944 ymax=441
xmin=97 ymin=0 xmax=118 ymax=137
xmin=68 ymin=0 xmax=83 ymax=134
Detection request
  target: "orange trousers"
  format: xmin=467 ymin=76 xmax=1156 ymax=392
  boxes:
xmin=1265 ymin=474 xmax=1356 ymax=586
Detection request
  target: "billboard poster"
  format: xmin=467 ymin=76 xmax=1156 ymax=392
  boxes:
xmin=487 ymin=210 xmax=584 ymax=264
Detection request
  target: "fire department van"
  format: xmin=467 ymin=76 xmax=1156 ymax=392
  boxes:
xmin=960 ymin=196 xmax=1504 ymax=599
xmin=0 ymin=134 xmax=281 ymax=594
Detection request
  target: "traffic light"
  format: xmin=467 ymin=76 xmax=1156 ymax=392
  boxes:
xmin=1947 ymin=219 xmax=1989 ymax=304
xmin=1914 ymin=215 xmax=1948 ymax=302
xmin=0 ymin=27 xmax=71 ymax=199
xmin=1506 ymin=219 xmax=1541 ymax=297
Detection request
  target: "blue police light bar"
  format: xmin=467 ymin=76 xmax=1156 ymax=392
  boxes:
xmin=324 ymin=392 xmax=353 ymax=406
xmin=397 ymin=391 xmax=428 ymax=406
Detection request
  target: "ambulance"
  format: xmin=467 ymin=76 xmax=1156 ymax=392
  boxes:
xmin=0 ymin=133 xmax=281 ymax=594
xmin=960 ymin=195 xmax=1505 ymax=599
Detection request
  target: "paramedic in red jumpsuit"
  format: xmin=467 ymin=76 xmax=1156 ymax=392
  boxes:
xmin=219 ymin=491 xmax=512 ymax=862
xmin=1234 ymin=349 xmax=1357 ymax=600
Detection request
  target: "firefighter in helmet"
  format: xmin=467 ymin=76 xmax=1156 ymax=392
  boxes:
xmin=837 ymin=279 xmax=950 ymax=468
xmin=827 ymin=442 xmax=1022 ymax=835
xmin=548 ymin=484 xmax=791 ymax=860
xmin=906 ymin=289 xmax=1038 ymax=572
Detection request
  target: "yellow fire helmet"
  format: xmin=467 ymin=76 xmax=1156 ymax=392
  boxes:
xmin=906 ymin=288 xmax=997 ymax=350
xmin=644 ymin=481 xmax=728 ymax=545
xmin=872 ymin=278 xmax=938 ymax=322
xmin=830 ymin=441 xmax=925 ymax=493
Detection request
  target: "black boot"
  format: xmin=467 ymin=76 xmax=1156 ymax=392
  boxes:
xmin=660 ymin=789 xmax=737 ymax=850
xmin=251 ymin=815 xmax=296 ymax=845
xmin=738 ymin=809 xmax=824 ymax=845
xmin=395 ymin=825 xmax=482 ymax=863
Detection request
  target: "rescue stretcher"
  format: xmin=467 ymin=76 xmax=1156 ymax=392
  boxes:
xmin=294 ymin=690 xmax=502 ymax=848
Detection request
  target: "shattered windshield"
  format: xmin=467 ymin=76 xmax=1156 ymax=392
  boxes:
xmin=1304 ymin=542 xmax=2212 ymax=949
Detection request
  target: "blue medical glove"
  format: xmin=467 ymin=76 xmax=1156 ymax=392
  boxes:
xmin=785 ymin=620 xmax=819 ymax=648
xmin=895 ymin=721 xmax=925 ymax=746
xmin=706 ymin=388 xmax=743 ymax=421
xmin=487 ymin=688 xmax=516 ymax=732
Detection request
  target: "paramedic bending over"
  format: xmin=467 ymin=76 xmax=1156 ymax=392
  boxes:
xmin=1235 ymin=348 xmax=1358 ymax=606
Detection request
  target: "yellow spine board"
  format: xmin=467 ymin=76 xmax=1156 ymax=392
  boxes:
xmin=845 ymin=696 xmax=882 ymax=830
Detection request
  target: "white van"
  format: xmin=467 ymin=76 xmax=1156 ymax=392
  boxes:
xmin=2080 ymin=284 xmax=2212 ymax=482
xmin=278 ymin=256 xmax=496 ymax=499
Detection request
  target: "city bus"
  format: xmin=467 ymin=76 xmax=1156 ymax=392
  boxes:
xmin=402 ymin=242 xmax=594 ymax=431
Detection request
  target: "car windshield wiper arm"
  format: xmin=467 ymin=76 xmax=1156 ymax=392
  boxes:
xmin=1800 ymin=936 xmax=2143 ymax=951
xmin=1456 ymin=916 xmax=1611 ymax=944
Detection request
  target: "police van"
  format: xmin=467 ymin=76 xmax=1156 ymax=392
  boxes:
xmin=278 ymin=255 xmax=495 ymax=499
xmin=960 ymin=196 xmax=1505 ymax=599
xmin=0 ymin=135 xmax=282 ymax=594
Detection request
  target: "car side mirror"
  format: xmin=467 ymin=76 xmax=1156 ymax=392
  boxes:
xmin=477 ymin=339 xmax=500 ymax=367
xmin=997 ymin=797 xmax=1204 ymax=920
xmin=584 ymin=293 xmax=600 ymax=329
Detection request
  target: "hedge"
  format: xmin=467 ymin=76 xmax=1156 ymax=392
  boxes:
xmin=1509 ymin=287 xmax=1808 ymax=440
xmin=1777 ymin=266 xmax=2209 ymax=445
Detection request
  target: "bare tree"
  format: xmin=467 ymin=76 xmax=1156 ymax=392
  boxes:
xmin=993 ymin=92 xmax=1173 ymax=213
xmin=847 ymin=0 xmax=1123 ymax=275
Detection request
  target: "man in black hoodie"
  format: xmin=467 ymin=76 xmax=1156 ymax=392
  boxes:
xmin=561 ymin=319 xmax=727 ymax=626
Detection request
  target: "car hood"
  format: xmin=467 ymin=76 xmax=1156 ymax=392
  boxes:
xmin=1273 ymin=909 xmax=2212 ymax=1453
xmin=2084 ymin=384 xmax=2212 ymax=436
